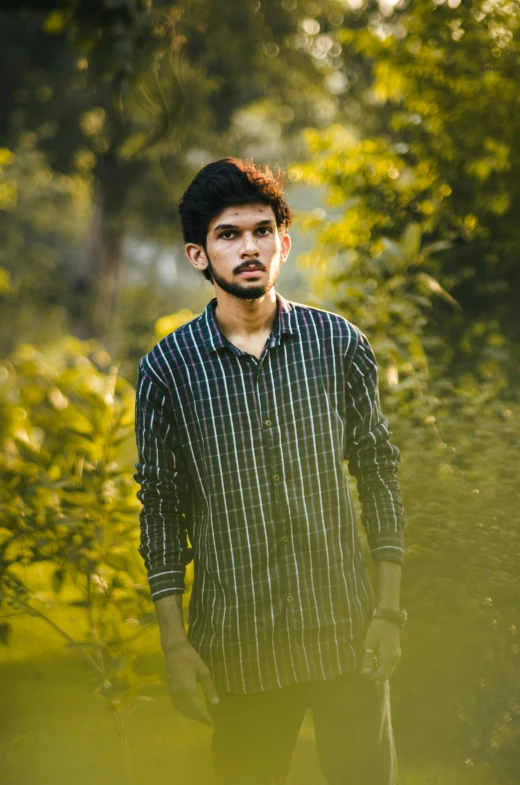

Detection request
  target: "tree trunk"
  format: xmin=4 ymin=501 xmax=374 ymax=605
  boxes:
xmin=76 ymin=154 xmax=126 ymax=346
xmin=89 ymin=185 xmax=125 ymax=345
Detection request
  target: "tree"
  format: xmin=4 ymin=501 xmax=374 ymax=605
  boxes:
xmin=0 ymin=0 xmax=348 ymax=342
xmin=294 ymin=0 xmax=520 ymax=386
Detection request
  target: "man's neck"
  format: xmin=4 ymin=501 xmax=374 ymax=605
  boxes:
xmin=213 ymin=289 xmax=278 ymax=343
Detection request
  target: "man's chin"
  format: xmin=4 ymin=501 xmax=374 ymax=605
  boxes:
xmin=233 ymin=286 xmax=268 ymax=300
xmin=215 ymin=281 xmax=272 ymax=300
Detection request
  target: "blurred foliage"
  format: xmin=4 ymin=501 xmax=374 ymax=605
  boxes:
xmin=0 ymin=337 xmax=159 ymax=780
xmin=298 ymin=217 xmax=459 ymax=402
xmin=394 ymin=387 xmax=520 ymax=776
xmin=0 ymin=146 xmax=91 ymax=353
xmin=293 ymin=0 xmax=520 ymax=385
xmin=153 ymin=308 xmax=195 ymax=341
xmin=0 ymin=0 xmax=348 ymax=340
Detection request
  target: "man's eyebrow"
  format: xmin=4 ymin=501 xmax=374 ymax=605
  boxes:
xmin=213 ymin=218 xmax=275 ymax=233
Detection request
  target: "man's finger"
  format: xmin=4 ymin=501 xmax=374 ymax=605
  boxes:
xmin=361 ymin=646 xmax=378 ymax=676
xmin=370 ymin=650 xmax=398 ymax=683
xmin=168 ymin=684 xmax=214 ymax=725
xmin=171 ymin=691 xmax=214 ymax=725
xmin=198 ymin=666 xmax=220 ymax=707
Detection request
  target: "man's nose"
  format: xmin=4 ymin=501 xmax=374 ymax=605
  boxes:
xmin=240 ymin=232 xmax=260 ymax=256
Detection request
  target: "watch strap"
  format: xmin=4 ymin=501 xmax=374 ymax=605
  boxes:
xmin=372 ymin=607 xmax=407 ymax=629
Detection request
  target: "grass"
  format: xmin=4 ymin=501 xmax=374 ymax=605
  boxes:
xmin=0 ymin=648 xmax=500 ymax=785
xmin=0 ymin=585 xmax=506 ymax=785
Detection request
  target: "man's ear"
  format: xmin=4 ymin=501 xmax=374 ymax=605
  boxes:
xmin=280 ymin=232 xmax=291 ymax=264
xmin=185 ymin=243 xmax=210 ymax=274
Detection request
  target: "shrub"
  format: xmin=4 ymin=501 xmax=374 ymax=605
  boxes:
xmin=0 ymin=337 xmax=156 ymax=782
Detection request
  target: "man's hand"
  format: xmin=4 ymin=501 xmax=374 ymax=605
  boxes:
xmin=361 ymin=618 xmax=401 ymax=683
xmin=164 ymin=641 xmax=220 ymax=725
xmin=154 ymin=593 xmax=220 ymax=725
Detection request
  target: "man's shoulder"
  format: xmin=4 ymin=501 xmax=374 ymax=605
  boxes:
xmin=284 ymin=298 xmax=363 ymax=352
xmin=138 ymin=313 xmax=205 ymax=387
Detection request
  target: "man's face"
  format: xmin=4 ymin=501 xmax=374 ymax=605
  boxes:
xmin=188 ymin=202 xmax=291 ymax=300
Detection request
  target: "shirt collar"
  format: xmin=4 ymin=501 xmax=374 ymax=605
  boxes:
xmin=199 ymin=292 xmax=295 ymax=354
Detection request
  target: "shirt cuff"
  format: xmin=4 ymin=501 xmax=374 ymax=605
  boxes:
xmin=148 ymin=566 xmax=186 ymax=601
xmin=367 ymin=529 xmax=405 ymax=565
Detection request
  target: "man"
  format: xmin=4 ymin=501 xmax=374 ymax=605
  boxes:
xmin=134 ymin=158 xmax=406 ymax=785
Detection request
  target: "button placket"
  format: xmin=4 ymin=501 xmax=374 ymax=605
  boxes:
xmin=257 ymin=350 xmax=295 ymax=612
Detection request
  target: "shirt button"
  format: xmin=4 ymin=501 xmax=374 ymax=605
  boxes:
xmin=273 ymin=474 xmax=280 ymax=482
xmin=281 ymin=536 xmax=288 ymax=543
xmin=265 ymin=419 xmax=272 ymax=427
xmin=286 ymin=595 xmax=294 ymax=603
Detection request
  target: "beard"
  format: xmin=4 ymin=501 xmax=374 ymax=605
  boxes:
xmin=206 ymin=254 xmax=281 ymax=301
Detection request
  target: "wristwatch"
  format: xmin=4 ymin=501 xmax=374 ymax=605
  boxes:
xmin=371 ymin=606 xmax=408 ymax=630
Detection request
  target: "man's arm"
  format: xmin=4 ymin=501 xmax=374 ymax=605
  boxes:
xmin=362 ymin=561 xmax=402 ymax=682
xmin=344 ymin=332 xmax=406 ymax=681
xmin=374 ymin=559 xmax=401 ymax=612
xmin=155 ymin=594 xmax=219 ymax=724
xmin=134 ymin=360 xmax=218 ymax=722
xmin=344 ymin=332 xmax=406 ymax=564
xmin=134 ymin=360 xmax=191 ymax=599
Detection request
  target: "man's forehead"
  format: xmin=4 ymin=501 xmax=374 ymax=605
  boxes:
xmin=209 ymin=202 xmax=275 ymax=229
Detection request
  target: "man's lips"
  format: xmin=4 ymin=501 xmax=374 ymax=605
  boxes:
xmin=237 ymin=265 xmax=265 ymax=277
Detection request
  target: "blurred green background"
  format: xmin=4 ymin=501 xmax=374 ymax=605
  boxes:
xmin=1 ymin=1 xmax=520 ymax=783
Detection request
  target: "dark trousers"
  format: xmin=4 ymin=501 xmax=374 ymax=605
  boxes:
xmin=207 ymin=669 xmax=398 ymax=785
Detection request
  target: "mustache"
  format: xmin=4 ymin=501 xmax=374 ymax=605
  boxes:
xmin=234 ymin=261 xmax=267 ymax=274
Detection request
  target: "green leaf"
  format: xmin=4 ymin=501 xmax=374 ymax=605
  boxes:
xmin=52 ymin=567 xmax=66 ymax=594
xmin=0 ymin=622 xmax=12 ymax=646
xmin=0 ymin=528 xmax=14 ymax=545
xmin=416 ymin=273 xmax=462 ymax=311
xmin=402 ymin=223 xmax=422 ymax=259
xmin=104 ymin=552 xmax=129 ymax=572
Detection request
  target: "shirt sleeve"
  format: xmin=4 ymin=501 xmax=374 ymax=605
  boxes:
xmin=344 ymin=332 xmax=406 ymax=565
xmin=134 ymin=359 xmax=192 ymax=601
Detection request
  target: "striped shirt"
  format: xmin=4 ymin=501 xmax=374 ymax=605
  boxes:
xmin=134 ymin=293 xmax=406 ymax=693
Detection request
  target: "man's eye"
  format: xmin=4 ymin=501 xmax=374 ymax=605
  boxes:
xmin=220 ymin=231 xmax=236 ymax=239
xmin=256 ymin=227 xmax=272 ymax=235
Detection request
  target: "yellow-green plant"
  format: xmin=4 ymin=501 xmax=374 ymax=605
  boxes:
xmin=0 ymin=337 xmax=156 ymax=784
